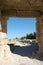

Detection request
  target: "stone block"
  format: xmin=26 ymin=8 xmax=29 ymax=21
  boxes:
xmin=0 ymin=32 xmax=8 ymax=44
xmin=4 ymin=45 xmax=11 ymax=57
xmin=0 ymin=32 xmax=7 ymax=38
xmin=0 ymin=45 xmax=4 ymax=58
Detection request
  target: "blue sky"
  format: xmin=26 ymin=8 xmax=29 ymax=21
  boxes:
xmin=7 ymin=17 xmax=36 ymax=39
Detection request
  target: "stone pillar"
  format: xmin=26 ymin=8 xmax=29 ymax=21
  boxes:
xmin=1 ymin=16 xmax=8 ymax=44
xmin=0 ymin=16 xmax=10 ymax=58
xmin=36 ymin=16 xmax=43 ymax=56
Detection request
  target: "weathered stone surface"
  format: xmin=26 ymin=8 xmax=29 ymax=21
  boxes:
xmin=0 ymin=45 xmax=4 ymax=58
xmin=0 ymin=32 xmax=10 ymax=58
xmin=0 ymin=16 xmax=8 ymax=57
xmin=36 ymin=16 xmax=43 ymax=55
xmin=4 ymin=45 xmax=11 ymax=57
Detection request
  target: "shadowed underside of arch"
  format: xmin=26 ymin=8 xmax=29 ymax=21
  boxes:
xmin=0 ymin=0 xmax=43 ymax=17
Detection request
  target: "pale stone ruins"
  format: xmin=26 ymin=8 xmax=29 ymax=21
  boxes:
xmin=0 ymin=0 xmax=43 ymax=58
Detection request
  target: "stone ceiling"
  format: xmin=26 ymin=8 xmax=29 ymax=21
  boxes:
xmin=0 ymin=0 xmax=43 ymax=17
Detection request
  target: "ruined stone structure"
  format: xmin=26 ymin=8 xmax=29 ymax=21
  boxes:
xmin=0 ymin=0 xmax=43 ymax=57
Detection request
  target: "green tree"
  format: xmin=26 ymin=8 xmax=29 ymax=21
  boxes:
xmin=26 ymin=33 xmax=34 ymax=39
xmin=33 ymin=32 xmax=36 ymax=39
xmin=20 ymin=32 xmax=36 ymax=40
xmin=21 ymin=36 xmax=26 ymax=40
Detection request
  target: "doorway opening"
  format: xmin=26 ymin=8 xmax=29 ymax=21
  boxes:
xmin=7 ymin=17 xmax=39 ymax=58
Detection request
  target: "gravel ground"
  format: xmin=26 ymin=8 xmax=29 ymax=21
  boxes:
xmin=0 ymin=53 xmax=43 ymax=65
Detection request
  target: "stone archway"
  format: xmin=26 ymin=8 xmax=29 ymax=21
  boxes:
xmin=0 ymin=0 xmax=43 ymax=57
